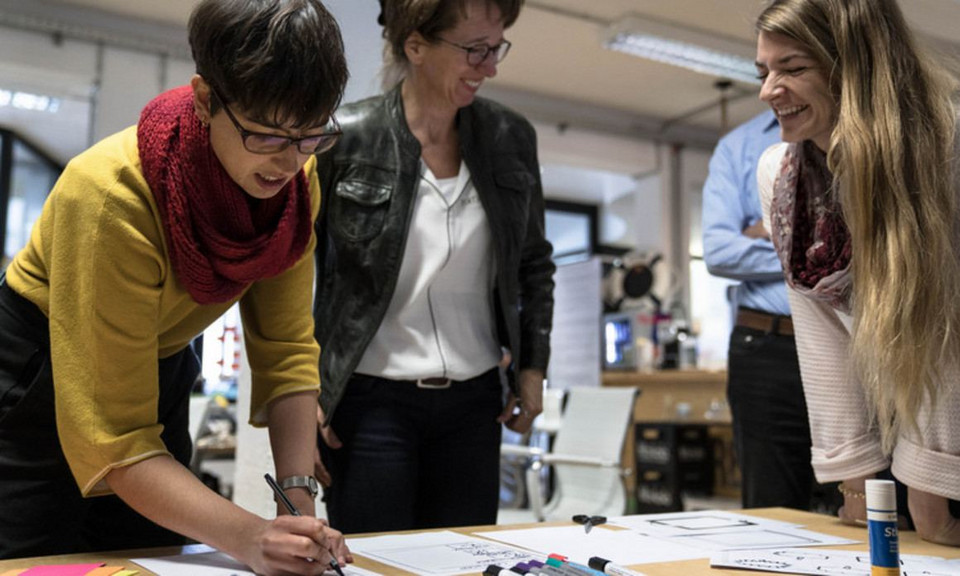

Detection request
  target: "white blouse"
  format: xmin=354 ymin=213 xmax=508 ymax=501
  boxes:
xmin=355 ymin=160 xmax=501 ymax=382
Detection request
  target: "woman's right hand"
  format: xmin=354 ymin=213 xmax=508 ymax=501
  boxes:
xmin=314 ymin=404 xmax=342 ymax=487
xmin=908 ymin=486 xmax=960 ymax=546
xmin=245 ymin=515 xmax=350 ymax=576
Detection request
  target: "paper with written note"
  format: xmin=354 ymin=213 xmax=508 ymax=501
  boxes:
xmin=346 ymin=530 xmax=538 ymax=575
xmin=711 ymin=548 xmax=960 ymax=575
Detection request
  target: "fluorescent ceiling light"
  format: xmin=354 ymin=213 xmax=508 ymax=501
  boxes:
xmin=602 ymin=15 xmax=760 ymax=85
xmin=0 ymin=88 xmax=61 ymax=113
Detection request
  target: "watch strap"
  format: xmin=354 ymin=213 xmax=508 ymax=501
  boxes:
xmin=278 ymin=475 xmax=319 ymax=498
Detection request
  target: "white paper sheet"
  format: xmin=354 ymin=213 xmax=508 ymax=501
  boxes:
xmin=473 ymin=525 xmax=705 ymax=566
xmin=711 ymin=548 xmax=960 ymax=575
xmin=605 ymin=510 xmax=856 ymax=551
xmin=346 ymin=530 xmax=538 ymax=576
xmin=132 ymin=545 xmax=380 ymax=576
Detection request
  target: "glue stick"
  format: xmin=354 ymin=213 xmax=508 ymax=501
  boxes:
xmin=866 ymin=479 xmax=900 ymax=576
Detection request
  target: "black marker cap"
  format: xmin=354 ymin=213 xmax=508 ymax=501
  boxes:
xmin=485 ymin=564 xmax=505 ymax=576
xmin=589 ymin=556 xmax=611 ymax=571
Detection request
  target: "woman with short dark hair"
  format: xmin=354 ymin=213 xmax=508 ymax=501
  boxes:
xmin=0 ymin=0 xmax=352 ymax=571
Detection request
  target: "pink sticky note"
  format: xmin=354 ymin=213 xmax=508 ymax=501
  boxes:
xmin=19 ymin=565 xmax=104 ymax=576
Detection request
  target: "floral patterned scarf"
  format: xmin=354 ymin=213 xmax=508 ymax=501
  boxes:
xmin=770 ymin=140 xmax=853 ymax=313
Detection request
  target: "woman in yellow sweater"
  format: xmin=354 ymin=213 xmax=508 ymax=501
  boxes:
xmin=0 ymin=0 xmax=351 ymax=572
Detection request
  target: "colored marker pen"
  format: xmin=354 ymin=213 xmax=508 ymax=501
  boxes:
xmin=588 ymin=556 xmax=648 ymax=576
xmin=566 ymin=561 xmax=607 ymax=576
xmin=485 ymin=564 xmax=523 ymax=576
xmin=529 ymin=559 xmax=567 ymax=576
xmin=866 ymin=479 xmax=900 ymax=576
xmin=512 ymin=562 xmax=538 ymax=575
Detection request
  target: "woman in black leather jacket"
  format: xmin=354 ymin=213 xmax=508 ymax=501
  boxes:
xmin=312 ymin=0 xmax=555 ymax=533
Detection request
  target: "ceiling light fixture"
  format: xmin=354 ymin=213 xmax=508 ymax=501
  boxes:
xmin=0 ymin=88 xmax=61 ymax=113
xmin=601 ymin=15 xmax=760 ymax=86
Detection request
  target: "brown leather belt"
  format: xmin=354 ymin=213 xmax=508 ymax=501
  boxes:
xmin=736 ymin=308 xmax=794 ymax=336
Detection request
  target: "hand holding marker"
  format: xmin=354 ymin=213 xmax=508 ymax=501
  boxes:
xmin=264 ymin=473 xmax=345 ymax=576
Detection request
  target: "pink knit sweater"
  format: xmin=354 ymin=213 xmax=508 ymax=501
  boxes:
xmin=759 ymin=143 xmax=960 ymax=500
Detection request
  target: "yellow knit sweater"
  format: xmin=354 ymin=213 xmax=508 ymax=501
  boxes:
xmin=5 ymin=126 xmax=321 ymax=496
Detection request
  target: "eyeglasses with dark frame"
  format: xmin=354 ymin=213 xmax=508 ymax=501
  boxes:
xmin=435 ymin=37 xmax=512 ymax=67
xmin=210 ymin=87 xmax=342 ymax=155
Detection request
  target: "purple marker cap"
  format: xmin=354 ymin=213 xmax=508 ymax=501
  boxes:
xmin=512 ymin=563 xmax=533 ymax=575
xmin=529 ymin=560 xmax=545 ymax=568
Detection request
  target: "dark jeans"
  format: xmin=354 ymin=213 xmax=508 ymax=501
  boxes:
xmin=0 ymin=278 xmax=197 ymax=559
xmin=320 ymin=369 xmax=503 ymax=534
xmin=727 ymin=325 xmax=837 ymax=511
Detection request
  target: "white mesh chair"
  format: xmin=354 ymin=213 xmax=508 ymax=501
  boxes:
xmin=500 ymin=386 xmax=638 ymax=523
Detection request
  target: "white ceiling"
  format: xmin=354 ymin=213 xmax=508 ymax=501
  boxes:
xmin=41 ymin=0 xmax=960 ymax=145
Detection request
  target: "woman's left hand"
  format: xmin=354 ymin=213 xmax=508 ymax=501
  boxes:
xmin=908 ymin=486 xmax=960 ymax=546
xmin=498 ymin=369 xmax=544 ymax=433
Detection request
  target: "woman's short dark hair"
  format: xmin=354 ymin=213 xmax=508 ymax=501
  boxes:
xmin=381 ymin=0 xmax=524 ymax=66
xmin=189 ymin=0 xmax=348 ymax=128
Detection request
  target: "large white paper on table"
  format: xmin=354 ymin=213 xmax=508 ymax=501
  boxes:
xmin=473 ymin=525 xmax=705 ymax=566
xmin=132 ymin=545 xmax=380 ymax=576
xmin=666 ymin=526 xmax=857 ymax=551
xmin=346 ymin=530 xmax=538 ymax=576
xmin=711 ymin=547 xmax=960 ymax=575
xmin=609 ymin=511 xmax=801 ymax=537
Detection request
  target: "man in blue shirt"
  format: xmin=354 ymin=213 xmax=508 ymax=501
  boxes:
xmin=702 ymin=110 xmax=820 ymax=509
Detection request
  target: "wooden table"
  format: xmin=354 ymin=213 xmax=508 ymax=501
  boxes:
xmin=1 ymin=508 xmax=958 ymax=575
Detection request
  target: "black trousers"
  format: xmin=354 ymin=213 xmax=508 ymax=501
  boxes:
xmin=727 ymin=324 xmax=837 ymax=510
xmin=320 ymin=369 xmax=503 ymax=534
xmin=0 ymin=278 xmax=198 ymax=559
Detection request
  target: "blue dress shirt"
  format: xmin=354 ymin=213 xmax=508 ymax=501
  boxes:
xmin=702 ymin=110 xmax=789 ymax=316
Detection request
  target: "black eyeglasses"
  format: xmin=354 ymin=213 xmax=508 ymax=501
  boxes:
xmin=210 ymin=87 xmax=341 ymax=155
xmin=435 ymin=37 xmax=512 ymax=67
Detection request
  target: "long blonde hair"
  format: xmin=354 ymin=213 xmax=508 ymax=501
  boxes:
xmin=758 ymin=0 xmax=960 ymax=451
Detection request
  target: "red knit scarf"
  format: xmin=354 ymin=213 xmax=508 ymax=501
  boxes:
xmin=137 ymin=86 xmax=312 ymax=304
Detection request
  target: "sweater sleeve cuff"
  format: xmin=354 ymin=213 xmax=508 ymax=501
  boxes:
xmin=891 ymin=437 xmax=960 ymax=500
xmin=810 ymin=434 xmax=889 ymax=483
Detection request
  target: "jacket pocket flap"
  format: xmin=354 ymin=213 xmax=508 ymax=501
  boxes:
xmin=335 ymin=180 xmax=392 ymax=206
xmin=494 ymin=170 xmax=535 ymax=191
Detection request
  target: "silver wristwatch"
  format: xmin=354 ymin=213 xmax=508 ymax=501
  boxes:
xmin=279 ymin=475 xmax=319 ymax=498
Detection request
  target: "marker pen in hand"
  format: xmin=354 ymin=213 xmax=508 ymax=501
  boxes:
xmin=263 ymin=474 xmax=345 ymax=576
xmin=866 ymin=479 xmax=900 ymax=576
xmin=588 ymin=556 xmax=648 ymax=576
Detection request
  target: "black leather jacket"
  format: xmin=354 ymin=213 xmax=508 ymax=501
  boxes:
xmin=314 ymin=85 xmax=555 ymax=421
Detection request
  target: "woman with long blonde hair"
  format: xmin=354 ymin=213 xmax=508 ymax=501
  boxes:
xmin=755 ymin=0 xmax=960 ymax=545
